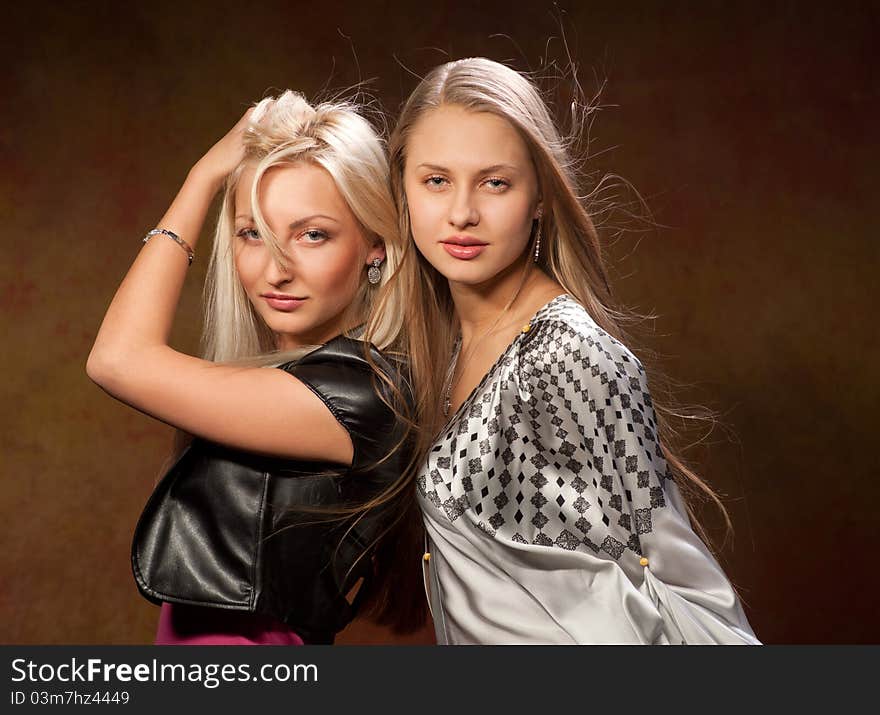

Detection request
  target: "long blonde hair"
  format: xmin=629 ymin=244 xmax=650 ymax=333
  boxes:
xmin=202 ymin=89 xmax=403 ymax=364
xmin=162 ymin=89 xmax=426 ymax=632
xmin=383 ymin=57 xmax=732 ymax=555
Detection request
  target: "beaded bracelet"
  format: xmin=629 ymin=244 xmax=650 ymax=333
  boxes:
xmin=143 ymin=228 xmax=194 ymax=265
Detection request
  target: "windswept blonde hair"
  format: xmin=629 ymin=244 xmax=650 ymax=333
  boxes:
xmin=202 ymin=89 xmax=403 ymax=364
xmin=165 ymin=89 xmax=426 ymax=633
xmin=381 ymin=57 xmax=733 ymax=556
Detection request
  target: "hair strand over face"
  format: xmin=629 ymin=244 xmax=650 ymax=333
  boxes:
xmin=169 ymin=89 xmax=428 ymax=633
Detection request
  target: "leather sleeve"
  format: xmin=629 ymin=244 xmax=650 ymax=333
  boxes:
xmin=276 ymin=335 xmax=404 ymax=474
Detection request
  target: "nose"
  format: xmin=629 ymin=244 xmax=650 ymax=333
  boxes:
xmin=264 ymin=249 xmax=294 ymax=287
xmin=447 ymin=187 xmax=479 ymax=229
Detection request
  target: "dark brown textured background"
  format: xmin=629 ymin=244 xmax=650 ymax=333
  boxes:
xmin=1 ymin=1 xmax=876 ymax=644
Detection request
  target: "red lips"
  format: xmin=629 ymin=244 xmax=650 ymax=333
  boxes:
xmin=440 ymin=235 xmax=488 ymax=260
xmin=441 ymin=235 xmax=488 ymax=247
xmin=261 ymin=294 xmax=307 ymax=312
xmin=261 ymin=292 xmax=306 ymax=300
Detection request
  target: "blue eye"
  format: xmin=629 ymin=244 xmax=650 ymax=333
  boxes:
xmin=484 ymin=177 xmax=510 ymax=191
xmin=301 ymin=229 xmax=328 ymax=242
xmin=237 ymin=228 xmax=260 ymax=241
xmin=425 ymin=175 xmax=448 ymax=189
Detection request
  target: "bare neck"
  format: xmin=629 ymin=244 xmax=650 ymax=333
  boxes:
xmin=449 ymin=254 xmax=563 ymax=345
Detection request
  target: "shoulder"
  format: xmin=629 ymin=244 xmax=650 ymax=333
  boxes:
xmin=276 ymin=334 xmax=410 ymax=470
xmin=283 ymin=334 xmax=379 ymax=371
xmin=279 ymin=334 xmax=406 ymax=389
xmin=518 ymin=295 xmax=646 ymax=392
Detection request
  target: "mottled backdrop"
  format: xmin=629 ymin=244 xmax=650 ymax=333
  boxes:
xmin=1 ymin=0 xmax=876 ymax=644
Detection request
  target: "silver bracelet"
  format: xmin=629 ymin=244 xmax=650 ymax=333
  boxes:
xmin=143 ymin=228 xmax=194 ymax=265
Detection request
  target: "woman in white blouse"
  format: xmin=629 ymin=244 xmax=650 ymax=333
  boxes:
xmin=383 ymin=57 xmax=760 ymax=644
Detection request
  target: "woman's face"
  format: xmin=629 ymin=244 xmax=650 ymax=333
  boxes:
xmin=233 ymin=161 xmax=383 ymax=349
xmin=403 ymin=104 xmax=541 ymax=287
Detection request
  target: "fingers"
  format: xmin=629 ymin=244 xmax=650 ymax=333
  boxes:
xmin=248 ymin=96 xmax=280 ymax=126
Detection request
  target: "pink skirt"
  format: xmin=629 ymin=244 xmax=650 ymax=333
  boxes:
xmin=154 ymin=602 xmax=305 ymax=645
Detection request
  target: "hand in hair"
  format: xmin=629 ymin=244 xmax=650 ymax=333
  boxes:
xmin=192 ymin=105 xmax=262 ymax=192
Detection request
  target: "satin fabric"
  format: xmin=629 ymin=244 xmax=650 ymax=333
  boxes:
xmin=418 ymin=295 xmax=760 ymax=645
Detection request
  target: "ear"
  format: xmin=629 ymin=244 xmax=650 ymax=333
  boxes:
xmin=534 ymin=200 xmax=544 ymax=221
xmin=366 ymin=239 xmax=386 ymax=265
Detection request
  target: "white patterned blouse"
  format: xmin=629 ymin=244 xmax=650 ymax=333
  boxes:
xmin=417 ymin=294 xmax=760 ymax=644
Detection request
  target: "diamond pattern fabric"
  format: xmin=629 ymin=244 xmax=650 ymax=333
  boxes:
xmin=417 ymin=295 xmax=760 ymax=644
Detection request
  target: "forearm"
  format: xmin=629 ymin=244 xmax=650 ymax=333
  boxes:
xmin=88 ymin=163 xmax=222 ymax=373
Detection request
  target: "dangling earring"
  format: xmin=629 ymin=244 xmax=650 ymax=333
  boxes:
xmin=533 ymin=209 xmax=543 ymax=263
xmin=367 ymin=257 xmax=383 ymax=284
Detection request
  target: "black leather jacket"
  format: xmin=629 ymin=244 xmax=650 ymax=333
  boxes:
xmin=131 ymin=335 xmax=411 ymax=644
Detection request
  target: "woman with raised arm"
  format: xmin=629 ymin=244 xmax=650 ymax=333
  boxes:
xmin=383 ymin=58 xmax=760 ymax=644
xmin=87 ymin=90 xmax=425 ymax=645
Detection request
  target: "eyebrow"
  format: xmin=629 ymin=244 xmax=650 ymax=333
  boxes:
xmin=416 ymin=162 xmax=520 ymax=174
xmin=233 ymin=213 xmax=340 ymax=229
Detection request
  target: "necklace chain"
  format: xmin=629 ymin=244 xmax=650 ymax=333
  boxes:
xmin=442 ymin=336 xmax=462 ymax=418
xmin=440 ymin=274 xmax=555 ymax=419
xmin=442 ymin=309 xmax=529 ymax=419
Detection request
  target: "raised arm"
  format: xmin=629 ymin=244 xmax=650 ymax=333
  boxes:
xmin=86 ymin=107 xmax=353 ymax=465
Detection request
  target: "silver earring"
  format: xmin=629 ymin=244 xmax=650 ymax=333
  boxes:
xmin=533 ymin=220 xmax=542 ymax=263
xmin=367 ymin=257 xmax=382 ymax=284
